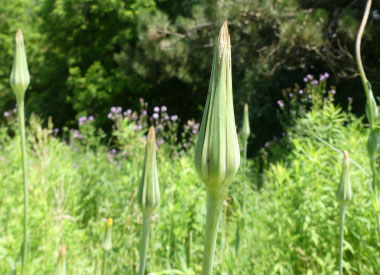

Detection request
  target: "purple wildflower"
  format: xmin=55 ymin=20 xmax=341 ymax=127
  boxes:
xmin=183 ymin=143 xmax=188 ymax=148
xmin=154 ymin=106 xmax=160 ymax=113
xmin=161 ymin=106 xmax=167 ymax=112
xmin=308 ymin=95 xmax=312 ymax=99
xmin=303 ymin=77 xmax=308 ymax=82
xmin=88 ymin=116 xmax=94 ymax=121
xmin=153 ymin=113 xmax=159 ymax=119
xmin=78 ymin=117 xmax=87 ymax=126
xmin=3 ymin=111 xmax=9 ymax=118
xmin=289 ymin=93 xmax=294 ymax=98
xmin=299 ymin=90 xmax=303 ymax=94
xmin=307 ymin=74 xmax=313 ymax=80
xmin=331 ymin=90 xmax=336 ymax=95
xmin=107 ymin=113 xmax=112 ymax=119
xmin=13 ymin=108 xmax=17 ymax=113
xmin=324 ymin=72 xmax=329 ymax=78
xmin=277 ymin=100 xmax=285 ymax=108
xmin=142 ymin=110 xmax=147 ymax=116
xmin=110 ymin=149 xmax=116 ymax=154
xmin=171 ymin=115 xmax=178 ymax=121
xmin=54 ymin=128 xmax=59 ymax=134
xmin=157 ymin=138 xmax=164 ymax=145
xmin=311 ymin=80 xmax=318 ymax=85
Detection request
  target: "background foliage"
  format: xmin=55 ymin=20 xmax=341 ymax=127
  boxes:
xmin=1 ymin=0 xmax=379 ymax=152
xmin=1 ymin=80 xmax=379 ymax=274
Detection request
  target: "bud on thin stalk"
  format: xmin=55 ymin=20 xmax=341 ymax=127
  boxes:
xmin=194 ymin=21 xmax=240 ymax=275
xmin=10 ymin=29 xmax=30 ymax=275
xmin=138 ymin=126 xmax=160 ymax=275
xmin=355 ymin=0 xmax=380 ymax=240
xmin=337 ymin=151 xmax=352 ymax=275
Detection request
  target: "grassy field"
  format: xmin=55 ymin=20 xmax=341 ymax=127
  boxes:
xmin=1 ymin=98 xmax=379 ymax=274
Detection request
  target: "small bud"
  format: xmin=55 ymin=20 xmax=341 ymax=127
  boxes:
xmin=337 ymin=151 xmax=352 ymax=204
xmin=138 ymin=126 xmax=160 ymax=214
xmin=101 ymin=218 xmax=113 ymax=251
xmin=10 ymin=29 xmax=30 ymax=100
xmin=365 ymin=84 xmax=378 ymax=128
xmin=54 ymin=245 xmax=67 ymax=275
xmin=241 ymin=104 xmax=250 ymax=139
xmin=194 ymin=21 xmax=240 ymax=191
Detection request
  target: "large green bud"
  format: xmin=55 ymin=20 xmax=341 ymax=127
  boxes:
xmin=10 ymin=29 xmax=30 ymax=101
xmin=138 ymin=126 xmax=160 ymax=214
xmin=337 ymin=151 xmax=352 ymax=204
xmin=241 ymin=104 xmax=250 ymax=140
xmin=194 ymin=21 xmax=240 ymax=191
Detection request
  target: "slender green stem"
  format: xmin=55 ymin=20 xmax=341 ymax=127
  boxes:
xmin=242 ymin=138 xmax=247 ymax=211
xmin=17 ymin=98 xmax=29 ymax=274
xmin=138 ymin=213 xmax=152 ymax=275
xmin=338 ymin=204 xmax=346 ymax=275
xmin=102 ymin=251 xmax=108 ymax=275
xmin=202 ymin=189 xmax=226 ymax=275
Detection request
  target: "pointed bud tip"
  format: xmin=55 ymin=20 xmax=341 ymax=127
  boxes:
xmin=106 ymin=218 xmax=113 ymax=227
xmin=148 ymin=126 xmax=156 ymax=141
xmin=59 ymin=244 xmax=67 ymax=258
xmin=16 ymin=29 xmax=23 ymax=40
xmin=244 ymin=104 xmax=248 ymax=112
xmin=218 ymin=21 xmax=230 ymax=56
xmin=343 ymin=150 xmax=349 ymax=165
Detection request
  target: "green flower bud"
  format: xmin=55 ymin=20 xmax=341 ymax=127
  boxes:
xmin=337 ymin=151 xmax=352 ymax=204
xmin=10 ymin=29 xmax=30 ymax=100
xmin=367 ymin=127 xmax=380 ymax=162
xmin=101 ymin=218 xmax=113 ymax=251
xmin=365 ymin=84 xmax=378 ymax=128
xmin=138 ymin=126 xmax=160 ymax=214
xmin=241 ymin=104 xmax=250 ymax=139
xmin=54 ymin=245 xmax=67 ymax=275
xmin=194 ymin=21 xmax=240 ymax=190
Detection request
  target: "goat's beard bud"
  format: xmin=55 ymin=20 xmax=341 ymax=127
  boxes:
xmin=10 ymin=29 xmax=30 ymax=100
xmin=194 ymin=21 xmax=240 ymax=191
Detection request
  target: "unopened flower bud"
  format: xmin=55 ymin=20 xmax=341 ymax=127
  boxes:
xmin=101 ymin=218 xmax=113 ymax=251
xmin=54 ymin=245 xmax=67 ymax=275
xmin=337 ymin=151 xmax=352 ymax=204
xmin=10 ymin=29 xmax=30 ymax=100
xmin=365 ymin=85 xmax=378 ymax=128
xmin=138 ymin=126 xmax=160 ymax=214
xmin=194 ymin=22 xmax=240 ymax=191
xmin=241 ymin=104 xmax=250 ymax=139
xmin=367 ymin=128 xmax=380 ymax=163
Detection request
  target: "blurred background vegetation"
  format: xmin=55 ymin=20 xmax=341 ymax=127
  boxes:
xmin=1 ymin=0 xmax=380 ymax=152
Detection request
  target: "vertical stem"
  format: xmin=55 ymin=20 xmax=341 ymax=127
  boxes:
xmin=138 ymin=213 xmax=152 ymax=275
xmin=202 ymin=189 xmax=225 ymax=275
xmin=102 ymin=251 xmax=108 ymax=275
xmin=242 ymin=139 xmax=247 ymax=211
xmin=17 ymin=98 xmax=29 ymax=274
xmin=338 ymin=204 xmax=346 ymax=275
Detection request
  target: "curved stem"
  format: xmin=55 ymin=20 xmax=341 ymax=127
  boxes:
xmin=17 ymin=98 xmax=29 ymax=274
xmin=338 ymin=204 xmax=346 ymax=275
xmin=355 ymin=0 xmax=372 ymax=98
xmin=202 ymin=189 xmax=226 ymax=275
xmin=138 ymin=214 xmax=152 ymax=275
